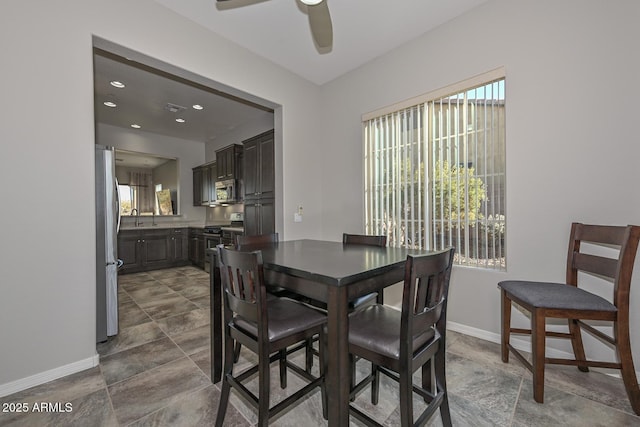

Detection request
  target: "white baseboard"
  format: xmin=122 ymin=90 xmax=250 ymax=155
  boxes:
xmin=447 ymin=321 xmax=582 ymax=360
xmin=446 ymin=321 xmax=628 ymax=378
xmin=0 ymin=354 xmax=100 ymax=398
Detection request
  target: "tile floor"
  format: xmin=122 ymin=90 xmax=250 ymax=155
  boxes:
xmin=2 ymin=265 xmax=639 ymax=426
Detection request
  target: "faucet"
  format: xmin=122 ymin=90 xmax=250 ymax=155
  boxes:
xmin=152 ymin=211 xmax=157 ymax=226
xmin=130 ymin=208 xmax=140 ymax=227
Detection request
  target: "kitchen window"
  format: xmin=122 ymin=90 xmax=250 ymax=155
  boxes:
xmin=363 ymin=69 xmax=506 ymax=270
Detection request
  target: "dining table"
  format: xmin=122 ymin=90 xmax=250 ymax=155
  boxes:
xmin=208 ymin=239 xmax=430 ymax=426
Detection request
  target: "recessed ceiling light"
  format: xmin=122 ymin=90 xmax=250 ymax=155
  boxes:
xmin=103 ymin=101 xmax=117 ymax=108
xmin=192 ymin=104 xmax=203 ymax=110
xmin=300 ymin=0 xmax=323 ymax=5
xmin=110 ymin=80 xmax=125 ymax=88
xmin=131 ymin=124 xmax=141 ymax=129
xmin=176 ymin=118 xmax=185 ymax=123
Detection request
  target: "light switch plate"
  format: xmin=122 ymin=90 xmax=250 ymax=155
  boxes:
xmin=294 ymin=213 xmax=303 ymax=222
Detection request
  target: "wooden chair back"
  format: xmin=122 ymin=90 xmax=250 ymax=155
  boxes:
xmin=566 ymin=223 xmax=640 ymax=314
xmin=343 ymin=233 xmax=387 ymax=247
xmin=236 ymin=233 xmax=279 ymax=249
xmin=401 ymin=248 xmax=454 ymax=360
xmin=217 ymin=244 xmax=267 ymax=326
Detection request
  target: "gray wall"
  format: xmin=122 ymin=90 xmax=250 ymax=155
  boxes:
xmin=1 ymin=0 xmax=639 ymax=394
xmin=0 ymin=0 xmax=322 ymax=393
xmin=319 ymin=0 xmax=640 ymax=363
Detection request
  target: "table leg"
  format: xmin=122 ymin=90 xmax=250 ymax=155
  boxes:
xmin=326 ymin=286 xmax=350 ymax=426
xmin=209 ymin=251 xmax=222 ymax=383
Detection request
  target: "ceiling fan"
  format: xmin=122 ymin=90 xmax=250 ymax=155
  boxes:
xmin=217 ymin=0 xmax=333 ymax=51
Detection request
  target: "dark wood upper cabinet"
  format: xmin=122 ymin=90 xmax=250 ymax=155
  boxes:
xmin=243 ymin=130 xmax=275 ymax=235
xmin=243 ymin=130 xmax=274 ymax=201
xmin=192 ymin=166 xmax=203 ymax=206
xmin=215 ymin=144 xmax=242 ymax=180
xmin=193 ymin=162 xmax=216 ymax=206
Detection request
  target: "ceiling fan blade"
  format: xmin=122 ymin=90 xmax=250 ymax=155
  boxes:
xmin=216 ymin=0 xmax=271 ymax=9
xmin=308 ymin=1 xmax=333 ymax=50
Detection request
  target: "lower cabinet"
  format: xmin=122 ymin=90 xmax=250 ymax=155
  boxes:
xmin=118 ymin=228 xmax=189 ymax=274
xmin=188 ymin=228 xmax=205 ymax=269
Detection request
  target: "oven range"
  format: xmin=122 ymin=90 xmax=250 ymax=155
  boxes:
xmin=203 ymin=226 xmax=222 ymax=273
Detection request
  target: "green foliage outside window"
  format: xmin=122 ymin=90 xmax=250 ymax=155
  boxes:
xmin=433 ymin=160 xmax=487 ymax=226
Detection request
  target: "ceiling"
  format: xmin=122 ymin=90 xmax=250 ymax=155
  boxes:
xmin=93 ymin=49 xmax=273 ymax=146
xmin=154 ymin=0 xmax=488 ymax=85
xmin=94 ymin=0 xmax=487 ymax=162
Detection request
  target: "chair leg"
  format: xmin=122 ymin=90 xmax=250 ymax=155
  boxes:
xmin=215 ymin=332 xmax=236 ymax=427
xmin=500 ymin=290 xmax=511 ymax=363
xmin=531 ymin=309 xmax=546 ymax=404
xmin=350 ymin=353 xmax=357 ymax=402
xmin=567 ymin=319 xmax=589 ymax=372
xmin=422 ymin=358 xmax=433 ymax=403
xmin=435 ymin=350 xmax=452 ymax=427
xmin=371 ymin=363 xmax=380 ymax=405
xmin=215 ymin=379 xmax=231 ymax=427
xmin=615 ymin=320 xmax=640 ymax=415
xmin=305 ymin=338 xmax=314 ymax=373
xmin=319 ymin=329 xmax=329 ymax=420
xmin=233 ymin=341 xmax=241 ymax=363
xmin=279 ymin=349 xmax=287 ymax=389
xmin=258 ymin=345 xmax=271 ymax=427
xmin=398 ymin=363 xmax=413 ymax=426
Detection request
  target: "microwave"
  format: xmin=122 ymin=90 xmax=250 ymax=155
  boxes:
xmin=215 ymin=179 xmax=237 ymax=203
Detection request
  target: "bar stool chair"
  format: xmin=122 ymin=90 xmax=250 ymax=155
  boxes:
xmin=498 ymin=223 xmax=640 ymax=414
xmin=348 ymin=248 xmax=455 ymax=427
xmin=234 ymin=233 xmax=313 ymax=378
xmin=304 ymin=233 xmax=388 ymax=377
xmin=215 ymin=245 xmax=328 ymax=427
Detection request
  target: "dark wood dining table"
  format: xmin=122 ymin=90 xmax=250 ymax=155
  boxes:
xmin=208 ymin=239 xmax=429 ymax=426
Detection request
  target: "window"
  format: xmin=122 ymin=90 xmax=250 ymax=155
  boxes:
xmin=364 ymin=70 xmax=506 ymax=270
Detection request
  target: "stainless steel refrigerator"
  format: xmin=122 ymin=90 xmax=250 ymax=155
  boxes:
xmin=95 ymin=145 xmax=121 ymax=343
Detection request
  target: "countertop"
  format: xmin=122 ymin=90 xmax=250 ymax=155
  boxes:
xmin=120 ymin=222 xmax=204 ymax=231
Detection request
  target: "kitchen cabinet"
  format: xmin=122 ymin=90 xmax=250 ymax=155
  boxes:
xmin=170 ymin=228 xmax=189 ymax=262
xmin=243 ymin=130 xmax=275 ymax=235
xmin=188 ymin=227 xmax=205 ymax=268
xmin=215 ymin=144 xmax=242 ymax=181
xmin=192 ymin=166 xmax=203 ymax=206
xmin=243 ymin=200 xmax=275 ymax=236
xmin=118 ymin=229 xmax=143 ymax=274
xmin=243 ymin=130 xmax=274 ymax=201
xmin=201 ymin=162 xmax=216 ymax=205
xmin=118 ymin=228 xmax=189 ymax=274
xmin=193 ymin=162 xmax=216 ymax=206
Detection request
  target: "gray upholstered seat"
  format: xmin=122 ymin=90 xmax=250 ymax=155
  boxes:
xmin=498 ymin=281 xmax=617 ymax=312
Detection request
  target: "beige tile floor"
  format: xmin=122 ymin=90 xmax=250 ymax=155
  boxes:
xmin=1 ymin=265 xmax=639 ymax=426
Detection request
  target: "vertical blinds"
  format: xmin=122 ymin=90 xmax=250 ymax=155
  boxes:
xmin=364 ymin=76 xmax=506 ymax=270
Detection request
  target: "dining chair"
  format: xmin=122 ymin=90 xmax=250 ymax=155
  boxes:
xmin=348 ymin=248 xmax=455 ymax=427
xmin=498 ymin=223 xmax=640 ymax=415
xmin=303 ymin=233 xmax=388 ymax=378
xmin=234 ymin=233 xmax=310 ymax=379
xmin=215 ymin=245 xmax=328 ymax=427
